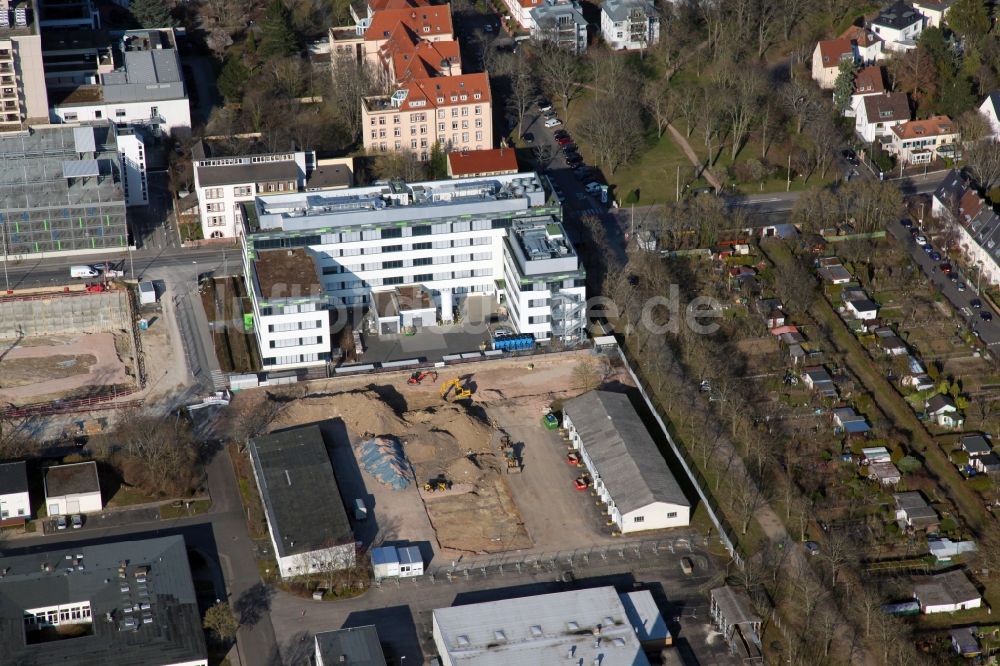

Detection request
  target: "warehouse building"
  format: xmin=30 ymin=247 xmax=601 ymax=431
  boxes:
xmin=44 ymin=461 xmax=102 ymax=516
xmin=240 ymin=172 xmax=586 ymax=371
xmin=0 ymin=534 xmax=207 ymax=666
xmin=0 ymin=121 xmax=128 ymax=258
xmin=248 ymin=425 xmax=356 ymax=579
xmin=562 ymin=391 xmax=690 ymax=533
xmin=432 ymin=586 xmax=664 ymax=665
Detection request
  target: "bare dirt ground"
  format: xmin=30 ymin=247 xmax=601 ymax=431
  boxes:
xmin=241 ymin=350 xmax=633 ymax=558
xmin=137 ymin=303 xmax=191 ymax=406
xmin=0 ymin=333 xmax=131 ymax=403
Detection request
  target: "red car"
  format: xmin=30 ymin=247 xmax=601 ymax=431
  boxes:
xmin=566 ymin=452 xmax=580 ymax=465
xmin=940 ymin=263 xmax=953 ymax=274
xmin=573 ymin=475 xmax=591 ymax=490
xmin=556 ymin=136 xmax=573 ymax=145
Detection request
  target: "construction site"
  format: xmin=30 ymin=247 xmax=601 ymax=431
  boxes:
xmin=0 ymin=285 xmax=141 ymax=408
xmin=234 ymin=350 xmax=635 ymax=561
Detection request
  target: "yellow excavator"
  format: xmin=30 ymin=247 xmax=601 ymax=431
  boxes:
xmin=440 ymin=377 xmax=473 ymax=401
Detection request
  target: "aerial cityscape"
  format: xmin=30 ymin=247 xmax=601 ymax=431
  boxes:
xmin=2 ymin=0 xmax=1000 ymax=664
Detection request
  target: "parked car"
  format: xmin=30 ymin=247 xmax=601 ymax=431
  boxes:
xmin=585 ymin=182 xmax=603 ymax=194
xmin=948 ymin=273 xmax=959 ymax=283
xmin=929 ymin=251 xmax=941 ymax=261
xmin=900 ymin=218 xmax=913 ymax=228
xmin=566 ymin=157 xmax=583 ymax=168
xmin=842 ymin=149 xmax=859 ymax=166
xmin=71 ymin=514 xmax=83 ymax=529
xmin=909 ymin=227 xmax=920 ymax=237
xmin=556 ymin=137 xmax=573 ymax=146
xmin=940 ymin=262 xmax=953 ymax=274
xmin=957 ymin=282 xmax=967 ymax=291
xmin=573 ymin=166 xmax=591 ymax=178
xmin=680 ymin=557 xmax=694 ymax=575
xmin=523 ymin=132 xmax=534 ymax=143
xmin=56 ymin=515 xmax=67 ymax=530
xmin=805 ymin=541 xmax=820 ymax=556
xmin=972 ymin=298 xmax=983 ymax=309
xmin=544 ymin=118 xmax=562 ymax=128
xmin=982 ymin=311 xmax=994 ymax=322
xmin=484 ymin=23 xmax=493 ymax=32
xmin=923 ymin=244 xmax=935 ymax=254
xmin=538 ymin=101 xmax=553 ymax=112
xmin=554 ymin=129 xmax=570 ymax=139
xmin=915 ymin=235 xmax=927 ymax=245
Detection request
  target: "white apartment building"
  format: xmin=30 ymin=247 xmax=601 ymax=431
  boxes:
xmin=600 ymin=0 xmax=659 ymax=51
xmin=870 ymin=0 xmax=924 ymax=52
xmin=240 ymin=172 xmax=586 ymax=371
xmin=115 ymin=123 xmax=146 ymax=206
xmin=530 ymin=0 xmax=588 ymax=54
xmin=0 ymin=0 xmax=49 ymax=128
xmin=0 ymin=461 xmax=30 ymax=525
xmin=46 ymin=29 xmax=192 ymax=137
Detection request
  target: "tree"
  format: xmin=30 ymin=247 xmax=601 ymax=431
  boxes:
xmin=804 ymin=116 xmax=839 ymax=180
xmin=204 ymin=602 xmax=239 ymax=642
xmin=327 ymin=60 xmax=379 ymax=143
xmin=956 ymin=108 xmax=992 ymax=144
xmin=577 ymin=96 xmax=644 ymax=175
xmin=889 ymin=46 xmax=938 ymax=109
xmin=722 ymin=67 xmax=764 ymax=159
xmin=572 ymin=359 xmax=602 ymax=390
xmin=372 ymin=149 xmax=425 ymax=182
xmin=641 ymin=79 xmax=672 ymax=139
xmin=774 ymin=254 xmax=817 ymax=315
xmin=130 ymin=0 xmax=174 ymax=28
xmin=218 ymin=54 xmax=250 ymax=103
xmin=780 ymin=79 xmax=822 ymax=134
xmin=947 ymin=0 xmax=991 ymax=41
xmin=832 ymin=58 xmax=857 ymax=113
xmin=260 ymin=0 xmax=299 ymax=58
xmin=427 ymin=142 xmax=447 ymax=179
xmin=531 ymin=41 xmax=584 ymax=120
xmin=507 ymin=60 xmax=536 ymax=140
xmin=966 ymin=140 xmax=1000 ymax=190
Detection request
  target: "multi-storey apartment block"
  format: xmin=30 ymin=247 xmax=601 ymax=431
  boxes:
xmin=240 ymin=172 xmax=585 ymax=371
xmin=600 ymin=0 xmax=659 ymax=51
xmin=0 ymin=0 xmax=49 ymax=129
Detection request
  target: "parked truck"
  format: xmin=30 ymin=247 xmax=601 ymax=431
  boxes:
xmin=70 ymin=265 xmax=99 ymax=278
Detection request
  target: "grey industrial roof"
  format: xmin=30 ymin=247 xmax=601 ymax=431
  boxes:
xmin=601 ymin=0 xmax=655 ymax=22
xmin=562 ymin=391 xmax=688 ymax=514
xmin=710 ymin=586 xmax=760 ymax=626
xmin=0 ymin=461 xmax=28 ymax=494
xmin=432 ymin=586 xmax=650 ymax=666
xmin=248 ymin=425 xmax=353 ymax=558
xmin=894 ymin=491 xmax=929 ymax=510
xmin=619 ymin=590 xmax=669 ymax=643
xmin=0 ymin=535 xmax=206 ymax=666
xmin=915 ymin=570 xmax=981 ymax=607
xmin=44 ymin=461 xmax=100 ymax=497
xmin=196 ymin=160 xmax=300 ymax=188
xmin=306 ymin=162 xmax=353 ymax=190
xmin=62 ymin=159 xmax=101 ymax=178
xmin=315 ymin=626 xmax=387 ymax=666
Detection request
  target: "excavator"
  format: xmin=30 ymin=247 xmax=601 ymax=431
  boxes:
xmin=440 ymin=377 xmax=473 ymax=401
xmin=407 ymin=370 xmax=438 ymax=385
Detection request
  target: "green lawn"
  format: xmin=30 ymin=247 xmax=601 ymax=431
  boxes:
xmin=106 ymin=486 xmax=156 ymax=508
xmin=159 ymin=499 xmax=211 ymax=520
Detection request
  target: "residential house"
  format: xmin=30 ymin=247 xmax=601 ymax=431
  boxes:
xmin=894 ymin=491 xmax=939 ymax=531
xmin=862 ymin=446 xmax=891 ymax=464
xmin=0 ymin=461 xmax=30 ymax=526
xmin=950 ymin=627 xmax=981 ymax=658
xmin=960 ymin=434 xmax=992 ymax=458
xmin=803 ymin=366 xmax=837 ymax=397
xmin=840 ymin=24 xmax=884 ymax=63
xmin=925 ymin=394 xmax=962 ymax=428
xmin=562 ymin=391 xmax=691 ymax=533
xmin=43 ymin=462 xmax=101 ymax=516
xmin=929 ymin=538 xmax=978 ymax=563
xmin=914 ymin=569 xmax=982 ymax=613
xmin=974 ymin=452 xmax=1000 ymax=476
xmin=502 ymin=0 xmax=542 ymax=30
xmin=846 ymin=296 xmax=879 ymax=320
xmin=931 ymin=170 xmax=1000 ymax=289
xmin=834 ymin=408 xmax=872 ymax=435
xmin=979 ymin=92 xmax=1000 ymax=141
xmin=600 ymin=0 xmax=659 ymax=51
xmin=315 ymin=626 xmax=387 ymax=666
xmin=709 ymin=586 xmax=763 ymax=663
xmin=248 ymin=425 xmax=357 ymax=579
xmin=887 ymin=115 xmax=960 ymax=165
xmin=817 ymin=259 xmax=852 ymax=284
xmin=856 ymin=91 xmax=910 ymax=144
xmin=530 ymin=0 xmax=588 ymax=54
xmin=874 ymin=327 xmax=908 ymax=355
xmin=870 ymin=0 xmax=925 ymax=52
xmin=845 ymin=65 xmax=887 ymax=118
xmin=812 ymin=38 xmax=857 ymax=89
xmin=913 ymin=0 xmax=954 ymax=28
xmin=869 ymin=461 xmax=902 ymax=485
xmin=758 ymin=298 xmax=786 ymax=329
xmin=446 ymin=147 xmax=518 ymax=178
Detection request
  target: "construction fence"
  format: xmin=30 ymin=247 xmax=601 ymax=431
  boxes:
xmin=0 ymin=289 xmax=130 ymax=338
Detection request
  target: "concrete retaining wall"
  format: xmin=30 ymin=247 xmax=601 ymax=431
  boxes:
xmin=0 ymin=291 xmax=131 ymax=338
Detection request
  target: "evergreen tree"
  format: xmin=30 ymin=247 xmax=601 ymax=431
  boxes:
xmin=218 ymin=54 xmax=250 ymax=103
xmin=832 ymin=58 xmax=857 ymax=113
xmin=428 ymin=142 xmax=447 ymax=179
xmin=259 ymin=0 xmax=298 ymax=58
xmin=130 ymin=0 xmax=174 ymax=28
xmin=947 ymin=0 xmax=991 ymax=41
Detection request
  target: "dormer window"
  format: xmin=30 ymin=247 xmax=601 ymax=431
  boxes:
xmin=423 ymin=26 xmax=430 ymax=32
xmin=459 ymin=94 xmax=467 ymax=101
xmin=473 ymin=93 xmax=481 ymax=100
xmin=450 ymin=95 xmax=457 ymax=102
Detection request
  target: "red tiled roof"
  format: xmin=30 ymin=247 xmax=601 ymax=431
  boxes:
xmin=517 ymin=0 xmax=541 ymax=7
xmin=817 ymin=38 xmax=854 ymax=67
xmin=399 ymin=72 xmax=492 ymax=110
xmin=854 ymin=66 xmax=885 ymax=95
xmin=381 ymin=30 xmax=461 ymax=82
xmin=840 ymin=24 xmax=881 ymax=48
xmin=447 ymin=148 xmax=518 ymax=176
xmin=365 ymin=6 xmax=453 ymax=41
xmin=890 ymin=115 xmax=955 ymax=140
xmin=368 ymin=0 xmax=428 ymax=11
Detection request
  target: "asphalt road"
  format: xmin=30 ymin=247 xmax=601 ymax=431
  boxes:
xmin=887 ymin=218 xmax=1000 ymax=347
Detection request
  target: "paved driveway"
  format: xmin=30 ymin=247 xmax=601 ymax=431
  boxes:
xmin=887 ymin=218 xmax=1000 ymax=348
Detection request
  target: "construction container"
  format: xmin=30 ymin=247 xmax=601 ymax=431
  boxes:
xmin=397 ymin=546 xmax=424 ymax=578
xmin=138 ymin=281 xmax=156 ymax=304
xmin=492 ymin=333 xmax=535 ymax=352
xmin=372 ymin=546 xmax=399 ymax=579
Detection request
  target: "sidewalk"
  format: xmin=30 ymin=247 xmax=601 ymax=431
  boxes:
xmin=666 ymin=122 xmax=722 ymax=191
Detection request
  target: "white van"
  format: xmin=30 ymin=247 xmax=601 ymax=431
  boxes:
xmin=70 ymin=265 xmax=99 ymax=278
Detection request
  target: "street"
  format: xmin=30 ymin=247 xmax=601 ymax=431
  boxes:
xmin=887 ymin=218 xmax=1000 ymax=347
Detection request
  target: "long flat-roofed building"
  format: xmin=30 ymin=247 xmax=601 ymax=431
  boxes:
xmin=562 ymin=390 xmax=690 ymax=533
xmin=432 ymin=586 xmax=659 ymax=666
xmin=0 ymin=534 xmax=207 ymax=666
xmin=0 ymin=121 xmax=127 ymax=258
xmin=241 ymin=172 xmax=585 ymax=371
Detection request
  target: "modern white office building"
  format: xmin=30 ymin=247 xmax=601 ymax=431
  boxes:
xmin=240 ymin=172 xmax=586 ymax=372
xmin=115 ymin=123 xmax=147 ymax=206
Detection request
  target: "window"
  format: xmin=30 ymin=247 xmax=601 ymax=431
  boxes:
xmin=383 ymin=244 xmax=402 ymax=253
xmin=205 ymin=188 xmax=223 ymax=199
xmin=667 ymin=511 xmax=678 ymax=518
xmin=381 ymin=227 xmax=402 ymax=239
xmin=234 ymin=185 xmax=253 ymax=197
xmin=633 ymin=516 xmax=645 ymax=523
xmin=412 ymin=225 xmax=432 ymax=236
xmin=413 ymin=273 xmax=433 ymax=281
xmin=412 ymin=242 xmax=432 ymax=250
xmin=115 ymin=109 xmax=126 ymax=118
xmin=94 ymin=110 xmax=102 ymax=119
xmin=414 ymin=256 xmax=432 ymax=266
xmin=384 ymin=276 xmax=404 ymax=286
xmin=382 ymin=260 xmax=403 ymax=269
xmin=206 ymin=202 xmax=225 ymax=212
xmin=64 ymin=112 xmax=78 ymax=121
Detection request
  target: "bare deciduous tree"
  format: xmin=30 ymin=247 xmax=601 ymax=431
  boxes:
xmin=507 ymin=59 xmax=536 ymax=140
xmin=328 ymin=60 xmax=380 ymax=144
xmin=966 ymin=140 xmax=1000 ymax=190
xmin=531 ymin=41 xmax=585 ymax=120
xmin=781 ymin=79 xmax=822 ymax=134
xmin=641 ymin=79 xmax=672 ymax=139
xmin=578 ymin=96 xmax=644 ymax=175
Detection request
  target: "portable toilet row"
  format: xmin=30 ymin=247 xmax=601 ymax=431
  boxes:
xmin=371 ymin=545 xmax=424 ymax=579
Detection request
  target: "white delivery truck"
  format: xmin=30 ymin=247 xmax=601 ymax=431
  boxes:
xmin=70 ymin=265 xmax=99 ymax=278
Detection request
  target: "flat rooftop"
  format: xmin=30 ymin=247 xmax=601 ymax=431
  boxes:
xmin=253 ymin=172 xmax=548 ymax=232
xmin=253 ymin=247 xmax=324 ymax=301
xmin=196 ymin=159 xmax=299 ymax=188
xmin=44 ymin=461 xmax=100 ymax=497
xmin=0 ymin=535 xmax=206 ymax=666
